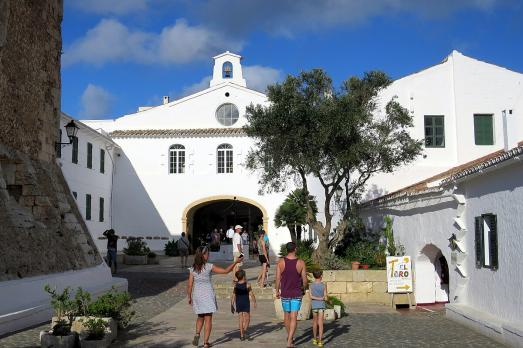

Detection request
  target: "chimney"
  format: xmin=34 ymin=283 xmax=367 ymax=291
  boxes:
xmin=163 ymin=96 xmax=169 ymax=105
xmin=502 ymin=109 xmax=521 ymax=151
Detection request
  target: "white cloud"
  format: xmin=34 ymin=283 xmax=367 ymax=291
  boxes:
xmin=62 ymin=19 xmax=243 ymax=67
xmin=80 ymin=84 xmax=114 ymax=119
xmin=180 ymin=76 xmax=212 ymax=96
xmin=68 ymin=0 xmax=148 ymax=15
xmin=243 ymin=65 xmax=282 ymax=92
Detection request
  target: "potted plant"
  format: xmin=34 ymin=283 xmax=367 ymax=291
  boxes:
xmin=350 ymin=261 xmax=361 ymax=270
xmin=40 ymin=285 xmax=77 ymax=348
xmin=164 ymin=239 xmax=180 ymax=257
xmin=147 ymin=251 xmax=159 ymax=264
xmin=79 ymin=318 xmax=110 ymax=348
xmin=123 ymin=237 xmax=150 ymax=265
xmin=327 ymin=295 xmax=346 ymax=319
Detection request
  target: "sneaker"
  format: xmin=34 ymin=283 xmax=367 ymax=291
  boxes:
xmin=312 ymin=338 xmax=318 ymax=345
xmin=240 ymin=336 xmax=245 ymax=341
xmin=317 ymin=340 xmax=324 ymax=347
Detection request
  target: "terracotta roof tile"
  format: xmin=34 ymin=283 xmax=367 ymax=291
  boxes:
xmin=109 ymin=128 xmax=247 ymax=138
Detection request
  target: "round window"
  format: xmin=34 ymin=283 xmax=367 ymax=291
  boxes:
xmin=215 ymin=103 xmax=239 ymax=126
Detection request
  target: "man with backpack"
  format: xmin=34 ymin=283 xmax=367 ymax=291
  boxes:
xmin=178 ymin=232 xmax=190 ymax=268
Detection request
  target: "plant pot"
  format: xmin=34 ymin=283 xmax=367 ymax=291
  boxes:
xmin=360 ymin=264 xmax=370 ymax=269
xmin=123 ymin=255 xmax=148 ymax=265
xmin=324 ymin=308 xmax=336 ymax=320
xmin=351 ymin=261 xmax=360 ymax=270
xmin=79 ymin=334 xmax=112 ymax=348
xmin=333 ymin=304 xmax=342 ymax=318
xmin=147 ymin=256 xmax=159 ymax=265
xmin=273 ymin=292 xmax=311 ymax=321
xmin=72 ymin=317 xmax=117 ymax=343
xmin=40 ymin=331 xmax=77 ymax=348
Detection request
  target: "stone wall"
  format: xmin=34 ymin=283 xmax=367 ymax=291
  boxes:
xmin=323 ymin=270 xmax=391 ymax=305
xmin=0 ymin=0 xmax=102 ymax=281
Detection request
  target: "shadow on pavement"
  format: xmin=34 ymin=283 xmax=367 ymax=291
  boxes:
xmin=294 ymin=319 xmax=351 ymax=345
xmin=210 ymin=321 xmax=284 ymax=346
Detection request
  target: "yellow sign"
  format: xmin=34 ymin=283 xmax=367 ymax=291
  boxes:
xmin=386 ymin=256 xmax=413 ymax=293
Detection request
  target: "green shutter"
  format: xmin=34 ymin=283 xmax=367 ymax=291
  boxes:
xmin=474 ymin=114 xmax=494 ymax=145
xmin=100 ymin=149 xmax=105 ymax=173
xmin=486 ymin=214 xmax=498 ymax=270
xmin=475 ymin=216 xmax=483 ymax=268
xmin=86 ymin=194 xmax=91 ymax=220
xmin=87 ymin=143 xmax=93 ymax=169
xmin=72 ymin=137 xmax=78 ymax=164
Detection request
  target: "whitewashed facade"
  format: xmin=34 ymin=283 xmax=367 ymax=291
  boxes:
xmin=364 ymin=50 xmax=523 ymax=200
xmin=58 ymin=113 xmax=119 ymax=252
xmin=81 ymin=52 xmax=291 ymax=254
xmin=360 ymin=144 xmax=523 ymax=346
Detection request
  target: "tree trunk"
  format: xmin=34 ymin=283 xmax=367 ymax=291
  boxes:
xmin=287 ymin=226 xmax=297 ymax=243
xmin=296 ymin=225 xmax=302 ymax=242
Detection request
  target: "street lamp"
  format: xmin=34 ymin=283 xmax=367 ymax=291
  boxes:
xmin=56 ymin=120 xmax=79 ymax=146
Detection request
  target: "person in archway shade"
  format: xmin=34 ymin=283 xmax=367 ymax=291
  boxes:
xmin=103 ymin=229 xmax=119 ymax=274
xmin=178 ymin=232 xmax=190 ymax=268
xmin=232 ymin=225 xmax=244 ymax=282
xmin=275 ymin=242 xmax=308 ymax=348
xmin=187 ymin=246 xmax=243 ymax=348
xmin=257 ymin=230 xmax=270 ymax=287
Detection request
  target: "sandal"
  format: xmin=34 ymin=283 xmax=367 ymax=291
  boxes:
xmin=192 ymin=334 xmax=200 ymax=346
xmin=203 ymin=343 xmax=211 ymax=348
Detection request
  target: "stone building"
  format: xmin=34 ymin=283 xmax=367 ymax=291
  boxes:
xmin=0 ymin=1 xmax=125 ymax=335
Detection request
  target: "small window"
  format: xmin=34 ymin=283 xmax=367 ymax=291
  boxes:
xmin=85 ymin=194 xmax=91 ymax=221
xmin=100 ymin=149 xmax=105 ymax=174
xmin=216 ymin=103 xmax=239 ymax=126
xmin=72 ymin=137 xmax=79 ymax=164
xmin=99 ymin=197 xmax=104 ymax=222
xmin=474 ymin=114 xmax=494 ymax=145
xmin=87 ymin=142 xmax=93 ymax=169
xmin=72 ymin=191 xmax=77 ymax=200
xmin=56 ymin=129 xmax=62 ymax=158
xmin=169 ymin=144 xmax=185 ymax=174
xmin=424 ymin=115 xmax=445 ymax=147
xmin=222 ymin=61 xmax=233 ymax=78
xmin=217 ymin=144 xmax=233 ymax=174
xmin=475 ymin=214 xmax=498 ymax=270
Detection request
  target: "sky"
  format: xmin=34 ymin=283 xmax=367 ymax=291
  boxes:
xmin=61 ymin=0 xmax=523 ymax=120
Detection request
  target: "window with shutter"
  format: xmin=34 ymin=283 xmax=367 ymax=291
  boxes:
xmin=484 ymin=214 xmax=498 ymax=270
xmin=475 ymin=216 xmax=482 ymax=268
xmin=72 ymin=137 xmax=79 ymax=164
xmin=87 ymin=142 xmax=93 ymax=169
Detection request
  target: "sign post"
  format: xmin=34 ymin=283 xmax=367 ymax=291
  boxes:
xmin=386 ymin=256 xmax=414 ymax=308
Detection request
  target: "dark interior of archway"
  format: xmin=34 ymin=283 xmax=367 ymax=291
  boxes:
xmin=191 ymin=200 xmax=263 ymax=248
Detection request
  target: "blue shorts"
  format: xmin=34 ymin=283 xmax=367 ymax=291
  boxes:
xmin=281 ymin=297 xmax=302 ymax=312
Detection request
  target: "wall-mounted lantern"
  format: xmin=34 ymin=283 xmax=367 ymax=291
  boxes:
xmin=56 ymin=120 xmax=79 ymax=146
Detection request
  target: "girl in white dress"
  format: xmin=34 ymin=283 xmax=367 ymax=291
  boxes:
xmin=187 ymin=246 xmax=242 ymax=347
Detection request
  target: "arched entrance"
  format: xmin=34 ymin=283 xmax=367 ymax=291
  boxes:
xmin=415 ymin=244 xmax=450 ymax=304
xmin=182 ymin=196 xmax=269 ymax=249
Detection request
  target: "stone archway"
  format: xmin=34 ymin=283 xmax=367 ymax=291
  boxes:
xmin=415 ymin=244 xmax=450 ymax=304
xmin=182 ymin=195 xmax=269 ymax=247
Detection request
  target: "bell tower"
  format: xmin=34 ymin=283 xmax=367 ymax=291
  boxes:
xmin=210 ymin=51 xmax=247 ymax=88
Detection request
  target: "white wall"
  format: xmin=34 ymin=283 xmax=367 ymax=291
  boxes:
xmin=364 ymin=51 xmax=523 ymax=198
xmin=58 ymin=116 xmax=117 ymax=252
xmin=462 ymin=160 xmax=523 ymax=324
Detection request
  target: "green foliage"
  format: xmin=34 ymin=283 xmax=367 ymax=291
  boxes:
xmin=374 ymin=244 xmax=387 ymax=268
xmin=123 ymin=237 xmax=150 ymax=256
xmin=279 ymin=240 xmax=319 ymax=272
xmin=326 ymin=295 xmax=346 ymax=314
xmin=74 ymin=287 xmax=91 ymax=317
xmin=321 ymin=253 xmax=350 ymax=270
xmin=274 ymin=189 xmax=318 ymax=242
xmin=345 ymin=241 xmax=377 ymax=266
xmin=244 ymin=69 xmax=423 ymax=260
xmin=83 ymin=318 xmax=107 ymax=340
xmin=87 ymin=287 xmax=134 ymax=328
xmin=44 ymin=285 xmax=75 ymax=335
xmin=383 ymin=215 xmax=396 ymax=256
xmin=164 ymin=239 xmax=180 ymax=257
xmin=148 ymin=251 xmax=157 ymax=258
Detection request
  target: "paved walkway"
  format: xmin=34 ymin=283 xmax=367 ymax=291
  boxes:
xmin=0 ymin=256 xmax=505 ymax=347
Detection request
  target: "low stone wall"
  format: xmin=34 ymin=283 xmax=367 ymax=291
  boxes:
xmin=322 ymin=270 xmax=390 ymax=305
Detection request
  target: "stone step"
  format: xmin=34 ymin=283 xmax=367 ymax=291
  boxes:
xmin=213 ymin=284 xmax=276 ymax=300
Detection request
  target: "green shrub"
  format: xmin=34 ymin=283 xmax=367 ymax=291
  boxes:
xmin=83 ymin=318 xmax=107 ymax=340
xmin=321 ymin=253 xmax=350 ymax=270
xmin=326 ymin=295 xmax=346 ymax=314
xmin=123 ymin=237 xmax=150 ymax=256
xmin=164 ymin=240 xmax=179 ymax=257
xmin=87 ymin=287 xmax=134 ymax=328
xmin=44 ymin=285 xmax=76 ymax=335
xmin=148 ymin=251 xmax=157 ymax=258
xmin=74 ymin=287 xmax=91 ymax=317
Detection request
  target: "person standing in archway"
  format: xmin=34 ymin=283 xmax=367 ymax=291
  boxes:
xmin=178 ymin=232 xmax=190 ymax=268
xmin=232 ymin=225 xmax=244 ymax=282
xmin=257 ymin=230 xmax=269 ymax=287
xmin=275 ymin=242 xmax=308 ymax=348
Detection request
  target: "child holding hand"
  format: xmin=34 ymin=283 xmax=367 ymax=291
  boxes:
xmin=231 ymin=269 xmax=257 ymax=341
xmin=310 ymin=269 xmax=327 ymax=346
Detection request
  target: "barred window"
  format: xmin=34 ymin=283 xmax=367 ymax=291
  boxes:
xmin=217 ymin=144 xmax=233 ymax=174
xmin=169 ymin=144 xmax=185 ymax=174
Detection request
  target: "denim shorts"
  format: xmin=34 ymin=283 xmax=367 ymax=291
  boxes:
xmin=281 ymin=297 xmax=302 ymax=312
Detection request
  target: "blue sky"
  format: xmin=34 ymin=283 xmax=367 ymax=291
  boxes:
xmin=61 ymin=0 xmax=523 ymax=120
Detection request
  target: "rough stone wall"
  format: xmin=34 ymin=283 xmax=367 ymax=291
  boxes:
xmin=0 ymin=0 xmax=101 ymax=281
